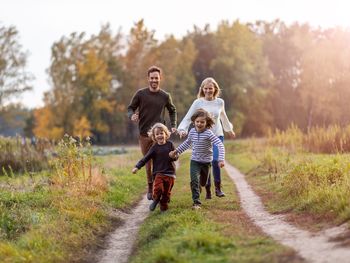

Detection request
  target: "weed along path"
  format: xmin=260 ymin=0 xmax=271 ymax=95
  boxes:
xmin=225 ymin=162 xmax=350 ymax=263
xmin=97 ymin=194 xmax=150 ymax=263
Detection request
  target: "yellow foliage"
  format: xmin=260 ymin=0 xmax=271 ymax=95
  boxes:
xmin=77 ymin=49 xmax=112 ymax=93
xmin=73 ymin=116 xmax=92 ymax=138
xmin=94 ymin=99 xmax=113 ymax=113
xmin=33 ymin=107 xmax=64 ymax=140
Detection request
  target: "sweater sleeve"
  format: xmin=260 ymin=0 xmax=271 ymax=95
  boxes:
xmin=135 ymin=145 xmax=154 ymax=169
xmin=127 ymin=90 xmax=140 ymax=119
xmin=219 ymin=99 xmax=234 ymax=132
xmin=176 ymin=135 xmax=192 ymax=155
xmin=165 ymin=93 xmax=177 ymax=128
xmin=177 ymin=99 xmax=199 ymax=132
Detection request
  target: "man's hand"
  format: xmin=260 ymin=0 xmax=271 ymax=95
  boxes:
xmin=218 ymin=161 xmax=225 ymax=168
xmin=131 ymin=113 xmax=139 ymax=122
xmin=132 ymin=167 xmax=138 ymax=174
xmin=171 ymin=127 xmax=177 ymax=134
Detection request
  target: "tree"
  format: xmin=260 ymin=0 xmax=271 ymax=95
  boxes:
xmin=211 ymin=20 xmax=273 ymax=135
xmin=0 ymin=25 xmax=32 ymax=106
xmin=147 ymin=35 xmax=197 ymax=120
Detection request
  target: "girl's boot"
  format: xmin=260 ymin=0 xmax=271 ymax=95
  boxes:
xmin=215 ymin=181 xmax=225 ymax=197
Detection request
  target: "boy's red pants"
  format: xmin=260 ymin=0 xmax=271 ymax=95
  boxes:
xmin=153 ymin=173 xmax=175 ymax=211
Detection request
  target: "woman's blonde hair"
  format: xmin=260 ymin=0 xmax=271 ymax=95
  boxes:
xmin=197 ymin=77 xmax=221 ymax=99
xmin=147 ymin=123 xmax=171 ymax=142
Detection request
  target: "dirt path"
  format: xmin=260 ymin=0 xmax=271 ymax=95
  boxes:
xmin=96 ymin=194 xmax=150 ymax=263
xmin=225 ymin=162 xmax=350 ymax=263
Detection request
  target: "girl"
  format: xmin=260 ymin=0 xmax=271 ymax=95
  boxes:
xmin=177 ymin=77 xmax=235 ymax=198
xmin=169 ymin=109 xmax=225 ymax=209
xmin=132 ymin=123 xmax=177 ymax=212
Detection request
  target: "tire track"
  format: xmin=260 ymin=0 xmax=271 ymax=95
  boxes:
xmin=225 ymin=162 xmax=350 ymax=263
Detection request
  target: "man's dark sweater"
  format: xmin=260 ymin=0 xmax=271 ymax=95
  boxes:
xmin=135 ymin=141 xmax=177 ymax=177
xmin=127 ymin=88 xmax=177 ymax=135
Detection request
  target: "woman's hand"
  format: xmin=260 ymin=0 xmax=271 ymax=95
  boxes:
xmin=178 ymin=130 xmax=187 ymax=139
xmin=227 ymin=131 xmax=236 ymax=139
xmin=132 ymin=167 xmax=138 ymax=174
xmin=218 ymin=161 xmax=225 ymax=168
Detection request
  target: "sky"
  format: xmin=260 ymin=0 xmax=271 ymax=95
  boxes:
xmin=1 ymin=0 xmax=350 ymax=109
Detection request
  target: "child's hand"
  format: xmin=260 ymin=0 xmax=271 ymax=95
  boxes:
xmin=169 ymin=150 xmax=177 ymax=159
xmin=218 ymin=161 xmax=225 ymax=168
xmin=132 ymin=167 xmax=138 ymax=174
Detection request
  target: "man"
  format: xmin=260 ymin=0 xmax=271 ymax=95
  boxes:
xmin=127 ymin=66 xmax=177 ymax=200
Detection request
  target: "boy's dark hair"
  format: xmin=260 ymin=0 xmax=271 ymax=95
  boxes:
xmin=190 ymin=108 xmax=215 ymax=129
xmin=147 ymin=65 xmax=162 ymax=77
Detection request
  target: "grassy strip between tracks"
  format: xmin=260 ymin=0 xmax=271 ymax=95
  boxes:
xmin=130 ymin=152 xmax=301 ymax=263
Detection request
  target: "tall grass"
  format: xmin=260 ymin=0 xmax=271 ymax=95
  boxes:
xmin=0 ymin=136 xmax=50 ymax=175
xmin=267 ymin=124 xmax=350 ymax=153
xmin=0 ymin=136 xmax=143 ymax=262
xmin=226 ymin=138 xmax=350 ymax=223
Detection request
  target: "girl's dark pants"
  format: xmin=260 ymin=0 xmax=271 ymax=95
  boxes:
xmin=190 ymin=160 xmax=211 ymax=203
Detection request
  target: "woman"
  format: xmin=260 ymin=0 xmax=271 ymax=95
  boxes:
xmin=177 ymin=77 xmax=235 ymax=198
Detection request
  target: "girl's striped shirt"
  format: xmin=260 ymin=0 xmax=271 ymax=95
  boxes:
xmin=176 ymin=128 xmax=225 ymax=163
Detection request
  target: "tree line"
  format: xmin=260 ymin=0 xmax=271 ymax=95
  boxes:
xmin=1 ymin=19 xmax=350 ymax=143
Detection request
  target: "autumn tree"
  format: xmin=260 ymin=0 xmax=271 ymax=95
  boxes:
xmin=0 ymin=25 xmax=32 ymax=106
xmin=211 ymin=20 xmax=273 ymax=135
xmin=147 ymin=35 xmax=197 ymax=120
xmin=35 ymin=25 xmax=124 ymax=142
xmin=121 ymin=19 xmax=158 ymax=139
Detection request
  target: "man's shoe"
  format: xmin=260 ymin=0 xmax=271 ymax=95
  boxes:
xmin=147 ymin=192 xmax=153 ymax=200
xmin=149 ymin=199 xmax=160 ymax=211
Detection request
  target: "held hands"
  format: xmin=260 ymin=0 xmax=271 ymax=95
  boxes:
xmin=218 ymin=161 xmax=225 ymax=168
xmin=132 ymin=167 xmax=138 ymax=174
xmin=178 ymin=130 xmax=187 ymax=139
xmin=169 ymin=150 xmax=178 ymax=159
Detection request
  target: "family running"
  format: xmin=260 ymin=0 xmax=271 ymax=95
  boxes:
xmin=128 ymin=65 xmax=235 ymax=211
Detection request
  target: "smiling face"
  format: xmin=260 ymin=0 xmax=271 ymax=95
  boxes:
xmin=148 ymin=71 xmax=161 ymax=92
xmin=194 ymin=116 xmax=207 ymax=133
xmin=154 ymin=127 xmax=166 ymax=144
xmin=202 ymin=83 xmax=215 ymax=100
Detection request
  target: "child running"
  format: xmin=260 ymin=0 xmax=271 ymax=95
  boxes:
xmin=132 ymin=123 xmax=178 ymax=212
xmin=169 ymin=108 xmax=225 ymax=209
